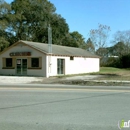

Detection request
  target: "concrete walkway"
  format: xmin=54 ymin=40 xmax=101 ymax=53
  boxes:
xmin=0 ymin=75 xmax=130 ymax=84
xmin=64 ymin=75 xmax=103 ymax=80
xmin=0 ymin=75 xmax=100 ymax=84
xmin=0 ymin=76 xmax=44 ymax=84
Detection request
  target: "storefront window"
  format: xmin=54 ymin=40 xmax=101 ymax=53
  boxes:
xmin=31 ymin=58 xmax=39 ymax=67
xmin=6 ymin=58 xmax=12 ymax=67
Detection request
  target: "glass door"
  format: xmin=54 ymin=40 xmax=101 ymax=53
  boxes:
xmin=22 ymin=59 xmax=27 ymax=75
xmin=16 ymin=59 xmax=22 ymax=75
xmin=16 ymin=59 xmax=27 ymax=75
xmin=57 ymin=59 xmax=64 ymax=74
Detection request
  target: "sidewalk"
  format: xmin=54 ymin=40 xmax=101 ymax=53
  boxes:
xmin=58 ymin=75 xmax=130 ymax=86
xmin=0 ymin=75 xmax=99 ymax=84
xmin=0 ymin=75 xmax=130 ymax=86
xmin=0 ymin=76 xmax=44 ymax=84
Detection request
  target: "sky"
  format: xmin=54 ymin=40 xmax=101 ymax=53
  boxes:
xmin=5 ymin=0 xmax=130 ymax=45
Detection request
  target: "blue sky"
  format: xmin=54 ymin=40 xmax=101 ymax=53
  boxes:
xmin=5 ymin=0 xmax=130 ymax=45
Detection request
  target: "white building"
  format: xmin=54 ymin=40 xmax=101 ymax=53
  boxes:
xmin=0 ymin=40 xmax=100 ymax=77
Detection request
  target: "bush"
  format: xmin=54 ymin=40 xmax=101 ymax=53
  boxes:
xmin=101 ymin=57 xmax=119 ymax=67
xmin=120 ymin=54 xmax=130 ymax=68
xmin=101 ymin=54 xmax=130 ymax=68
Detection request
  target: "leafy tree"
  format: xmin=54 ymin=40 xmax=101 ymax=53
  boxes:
xmin=96 ymin=47 xmax=108 ymax=57
xmin=61 ymin=33 xmax=79 ymax=47
xmin=0 ymin=0 xmax=11 ymax=28
xmin=0 ymin=0 xmax=88 ymax=51
xmin=64 ymin=31 xmax=86 ymax=48
xmin=106 ymin=42 xmax=129 ymax=57
xmin=119 ymin=54 xmax=130 ymax=68
xmin=112 ymin=42 xmax=128 ymax=56
xmin=112 ymin=30 xmax=130 ymax=55
xmin=113 ymin=30 xmax=130 ymax=44
xmin=0 ymin=0 xmax=71 ymax=47
xmin=0 ymin=0 xmax=11 ymax=50
xmin=0 ymin=36 xmax=9 ymax=51
xmin=50 ymin=14 xmax=69 ymax=45
xmin=86 ymin=38 xmax=95 ymax=53
xmin=9 ymin=0 xmax=56 ymax=41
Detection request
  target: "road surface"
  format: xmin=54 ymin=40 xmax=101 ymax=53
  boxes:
xmin=0 ymin=84 xmax=129 ymax=130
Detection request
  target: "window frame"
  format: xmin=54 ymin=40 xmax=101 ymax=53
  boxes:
xmin=6 ymin=58 xmax=13 ymax=68
xmin=31 ymin=58 xmax=39 ymax=68
xmin=70 ymin=56 xmax=74 ymax=60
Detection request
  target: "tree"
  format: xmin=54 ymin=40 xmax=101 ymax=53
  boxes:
xmin=50 ymin=14 xmax=69 ymax=45
xmin=0 ymin=30 xmax=10 ymax=51
xmin=0 ymin=0 xmax=88 ymax=51
xmin=0 ymin=0 xmax=70 ymax=47
xmin=119 ymin=54 xmax=130 ymax=68
xmin=96 ymin=47 xmax=108 ymax=57
xmin=86 ymin=38 xmax=95 ymax=53
xmin=113 ymin=42 xmax=128 ymax=56
xmin=0 ymin=0 xmax=11 ymax=30
xmin=0 ymin=37 xmax=9 ymax=51
xmin=0 ymin=0 xmax=10 ymax=50
xmin=9 ymin=0 xmax=56 ymax=42
xmin=112 ymin=30 xmax=130 ymax=55
xmin=65 ymin=31 xmax=86 ymax=48
xmin=89 ymin=23 xmax=111 ymax=50
xmin=113 ymin=30 xmax=130 ymax=44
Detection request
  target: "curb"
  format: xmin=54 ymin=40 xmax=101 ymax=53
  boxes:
xmin=83 ymin=80 xmax=130 ymax=83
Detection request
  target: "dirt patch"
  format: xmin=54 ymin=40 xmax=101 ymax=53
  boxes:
xmin=32 ymin=78 xmax=130 ymax=86
xmin=31 ymin=74 xmax=130 ymax=86
xmin=53 ymin=80 xmax=130 ymax=86
xmin=95 ymin=75 xmax=130 ymax=81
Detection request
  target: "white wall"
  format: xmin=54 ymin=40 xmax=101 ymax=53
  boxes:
xmin=0 ymin=43 xmax=100 ymax=77
xmin=66 ymin=57 xmax=99 ymax=74
xmin=46 ymin=55 xmax=67 ymax=77
xmin=47 ymin=56 xmax=100 ymax=77
xmin=0 ymin=43 xmax=46 ymax=77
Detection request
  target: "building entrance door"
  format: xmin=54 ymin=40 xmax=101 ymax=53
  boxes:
xmin=57 ymin=59 xmax=65 ymax=75
xmin=16 ymin=59 xmax=27 ymax=75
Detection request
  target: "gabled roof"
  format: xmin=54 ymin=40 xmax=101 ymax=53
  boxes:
xmin=20 ymin=40 xmax=99 ymax=58
xmin=0 ymin=40 xmax=100 ymax=58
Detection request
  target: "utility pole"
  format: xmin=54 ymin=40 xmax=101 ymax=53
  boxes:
xmin=48 ymin=24 xmax=52 ymax=53
xmin=48 ymin=24 xmax=52 ymax=77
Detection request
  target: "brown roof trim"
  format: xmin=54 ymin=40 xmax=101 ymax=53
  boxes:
xmin=47 ymin=54 xmax=100 ymax=58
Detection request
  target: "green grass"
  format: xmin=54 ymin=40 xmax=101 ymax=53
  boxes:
xmin=90 ymin=67 xmax=130 ymax=81
xmin=56 ymin=67 xmax=130 ymax=77
xmin=54 ymin=67 xmax=130 ymax=81
xmin=90 ymin=67 xmax=130 ymax=76
xmin=100 ymin=67 xmax=123 ymax=73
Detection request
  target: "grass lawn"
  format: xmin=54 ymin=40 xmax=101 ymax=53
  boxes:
xmin=56 ymin=67 xmax=130 ymax=81
xmin=91 ymin=67 xmax=130 ymax=81
xmin=53 ymin=67 xmax=130 ymax=86
xmin=92 ymin=67 xmax=130 ymax=75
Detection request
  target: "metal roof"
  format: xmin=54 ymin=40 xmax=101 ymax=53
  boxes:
xmin=20 ymin=40 xmax=99 ymax=58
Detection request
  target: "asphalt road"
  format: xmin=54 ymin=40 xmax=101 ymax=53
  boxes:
xmin=0 ymin=85 xmax=129 ymax=130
